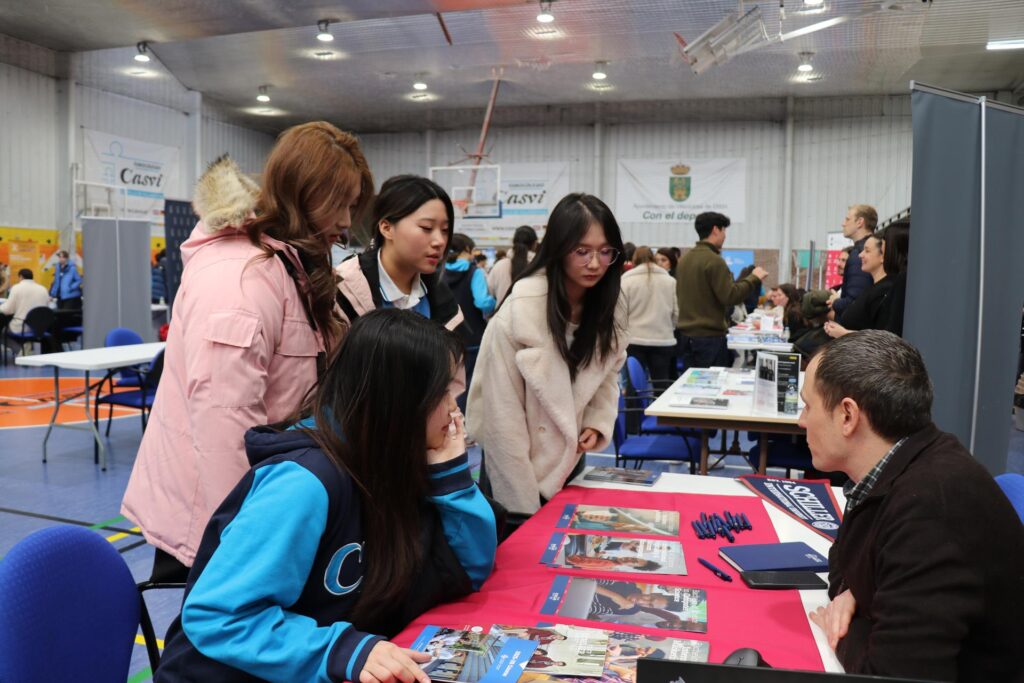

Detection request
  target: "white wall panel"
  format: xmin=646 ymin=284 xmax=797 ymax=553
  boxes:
xmin=202 ymin=116 xmax=275 ymax=176
xmin=76 ymin=85 xmax=190 ymax=200
xmin=791 ymin=96 xmax=912 ymax=247
xmin=0 ymin=63 xmax=58 ymax=228
xmin=605 ymin=120 xmax=785 ymax=249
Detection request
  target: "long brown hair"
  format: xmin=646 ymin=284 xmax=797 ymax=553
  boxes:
xmin=246 ymin=122 xmax=373 ymax=344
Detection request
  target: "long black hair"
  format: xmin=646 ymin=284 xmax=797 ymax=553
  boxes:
xmin=510 ymin=225 xmax=539 ymax=282
xmin=372 ymin=175 xmax=455 ymax=253
xmin=515 ymin=193 xmax=624 ymax=380
xmin=301 ymin=308 xmax=463 ymax=626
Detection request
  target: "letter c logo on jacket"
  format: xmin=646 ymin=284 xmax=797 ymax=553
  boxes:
xmin=324 ymin=542 xmax=363 ymax=596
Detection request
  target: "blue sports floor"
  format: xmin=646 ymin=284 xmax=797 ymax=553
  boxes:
xmin=1 ymin=361 xmax=1021 ymax=682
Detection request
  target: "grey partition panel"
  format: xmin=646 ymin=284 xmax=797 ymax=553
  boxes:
xmin=904 ymin=89 xmax=982 ymax=451
xmin=163 ymin=199 xmax=197 ymax=318
xmin=82 ymin=218 xmax=153 ymax=347
xmin=976 ymin=105 xmax=1024 ymax=472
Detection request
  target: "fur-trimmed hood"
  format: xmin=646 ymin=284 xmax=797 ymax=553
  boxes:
xmin=192 ymin=155 xmax=259 ymax=233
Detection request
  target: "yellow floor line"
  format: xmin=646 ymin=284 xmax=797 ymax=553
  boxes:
xmin=136 ymin=634 xmax=165 ymax=649
xmin=106 ymin=526 xmax=141 ymax=543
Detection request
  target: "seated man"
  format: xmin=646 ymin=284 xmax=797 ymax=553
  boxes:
xmin=801 ymin=330 xmax=1024 ymax=682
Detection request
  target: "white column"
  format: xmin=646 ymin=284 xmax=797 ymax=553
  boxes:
xmin=780 ymin=96 xmax=795 ymax=282
xmin=55 ymin=75 xmax=76 ymax=251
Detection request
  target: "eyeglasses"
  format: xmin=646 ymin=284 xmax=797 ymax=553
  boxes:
xmin=571 ymin=247 xmax=620 ymax=266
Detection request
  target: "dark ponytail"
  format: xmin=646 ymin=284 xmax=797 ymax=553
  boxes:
xmin=509 ymin=225 xmax=539 ymax=282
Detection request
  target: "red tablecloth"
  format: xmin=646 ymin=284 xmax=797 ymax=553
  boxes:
xmin=395 ymin=484 xmax=825 ymax=671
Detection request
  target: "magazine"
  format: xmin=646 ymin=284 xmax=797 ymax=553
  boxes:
xmin=518 ymin=631 xmax=710 ymax=683
xmin=582 ymin=467 xmax=662 ymax=487
xmin=489 ymin=624 xmax=609 ymax=677
xmin=541 ymin=576 xmax=708 ymax=633
xmin=557 ymin=504 xmax=680 ymax=536
xmin=411 ymin=626 xmax=538 ymax=683
xmin=669 ymin=397 xmax=729 ymax=410
xmin=542 ymin=533 xmax=687 ymax=575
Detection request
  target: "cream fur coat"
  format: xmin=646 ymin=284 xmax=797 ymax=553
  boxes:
xmin=467 ymin=273 xmax=627 ymax=514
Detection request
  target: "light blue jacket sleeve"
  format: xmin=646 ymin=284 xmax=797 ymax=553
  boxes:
xmin=470 ymin=268 xmax=496 ymax=316
xmin=427 ymin=453 xmax=496 ymax=590
xmin=181 ymin=462 xmax=382 ymax=683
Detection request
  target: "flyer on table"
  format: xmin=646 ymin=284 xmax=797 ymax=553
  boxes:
xmin=542 ymin=533 xmax=687 ymax=575
xmin=557 ymin=504 xmax=680 ymax=537
xmin=518 ymin=630 xmax=710 ymax=683
xmin=412 ymin=626 xmax=537 ymax=683
xmin=542 ymin=576 xmax=708 ymax=634
xmin=489 ymin=624 xmax=608 ymax=677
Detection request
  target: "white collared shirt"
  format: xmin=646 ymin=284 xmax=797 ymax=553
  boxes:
xmin=376 ymin=249 xmax=426 ymax=310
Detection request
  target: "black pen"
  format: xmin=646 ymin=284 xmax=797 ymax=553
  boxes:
xmin=698 ymin=557 xmax=733 ymax=582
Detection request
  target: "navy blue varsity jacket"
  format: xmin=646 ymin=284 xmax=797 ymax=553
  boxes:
xmin=155 ymin=426 xmax=496 ymax=682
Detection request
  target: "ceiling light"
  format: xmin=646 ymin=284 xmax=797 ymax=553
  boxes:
xmin=681 ymin=5 xmax=770 ymax=75
xmin=797 ymin=51 xmax=814 ymax=72
xmin=413 ymin=81 xmax=428 ymax=91
xmin=256 ymin=85 xmax=271 ymax=103
xmin=592 ymin=61 xmax=608 ymax=80
xmin=537 ymin=1 xmax=554 ymax=23
xmin=134 ymin=42 xmax=151 ymax=63
xmin=316 ymin=19 xmax=334 ymax=42
xmin=411 ymin=92 xmax=431 ymax=101
xmin=804 ymin=0 xmax=825 ymax=5
xmin=987 ymin=38 xmax=1024 ymax=50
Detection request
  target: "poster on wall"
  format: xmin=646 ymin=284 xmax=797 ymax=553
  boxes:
xmin=83 ymin=129 xmax=180 ymax=227
xmin=616 ymin=158 xmax=746 ymax=224
xmin=455 ymin=162 xmax=570 ymax=246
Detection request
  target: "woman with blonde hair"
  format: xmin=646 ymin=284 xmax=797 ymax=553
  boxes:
xmin=621 ymin=246 xmax=678 ymax=385
xmin=122 ymin=122 xmax=373 ymax=581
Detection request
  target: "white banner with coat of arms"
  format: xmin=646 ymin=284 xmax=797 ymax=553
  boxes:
xmin=615 ymin=158 xmax=746 ymax=224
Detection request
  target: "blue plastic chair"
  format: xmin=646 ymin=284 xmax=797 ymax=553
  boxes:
xmin=94 ymin=349 xmax=164 ymax=463
xmin=613 ymin=398 xmax=701 ymax=474
xmin=995 ymin=473 xmax=1024 ymax=523
xmin=0 ymin=526 xmax=143 ymax=681
xmin=104 ymin=327 xmax=146 ymax=386
xmin=3 ymin=306 xmax=55 ymax=358
xmin=623 ymin=356 xmax=700 ymax=440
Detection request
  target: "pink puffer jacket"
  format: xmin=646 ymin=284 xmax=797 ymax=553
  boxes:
xmin=122 ymin=162 xmax=327 ymax=566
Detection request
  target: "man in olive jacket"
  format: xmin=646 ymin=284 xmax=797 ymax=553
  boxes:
xmin=802 ymin=331 xmax=1024 ymax=682
xmin=675 ymin=212 xmax=766 ymax=368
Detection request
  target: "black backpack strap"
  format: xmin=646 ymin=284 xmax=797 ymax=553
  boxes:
xmin=335 ymin=289 xmax=360 ymax=324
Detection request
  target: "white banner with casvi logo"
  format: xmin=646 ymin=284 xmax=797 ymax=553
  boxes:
xmin=458 ymin=162 xmax=569 ymax=245
xmin=83 ymin=129 xmax=180 ymax=227
xmin=615 ymin=158 xmax=746 ymax=224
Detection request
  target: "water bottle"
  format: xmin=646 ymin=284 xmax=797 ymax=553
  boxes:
xmin=784 ymin=379 xmax=799 ymax=415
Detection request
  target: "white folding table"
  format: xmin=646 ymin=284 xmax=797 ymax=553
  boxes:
xmin=15 ymin=342 xmax=166 ymax=470
xmin=646 ymin=369 xmax=805 ymax=474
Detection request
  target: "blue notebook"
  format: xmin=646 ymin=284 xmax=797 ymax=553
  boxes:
xmin=718 ymin=542 xmax=828 ymax=572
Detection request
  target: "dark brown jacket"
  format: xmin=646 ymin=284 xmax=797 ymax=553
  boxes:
xmin=828 ymin=423 xmax=1024 ymax=682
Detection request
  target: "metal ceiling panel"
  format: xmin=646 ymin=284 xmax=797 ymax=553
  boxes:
xmin=1 ymin=0 xmax=1021 ymax=134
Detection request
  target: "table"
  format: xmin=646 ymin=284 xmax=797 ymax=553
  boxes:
xmin=396 ymin=469 xmax=844 ymax=673
xmin=645 ymin=369 xmax=804 ymax=475
xmin=14 ymin=342 xmax=166 ymax=470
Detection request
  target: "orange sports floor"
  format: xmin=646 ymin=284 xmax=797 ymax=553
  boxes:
xmin=0 ymin=377 xmax=139 ymax=429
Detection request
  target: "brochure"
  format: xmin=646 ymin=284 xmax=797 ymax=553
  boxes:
xmin=412 ymin=626 xmax=538 ymax=683
xmin=557 ymin=504 xmax=680 ymax=536
xmin=670 ymin=397 xmax=729 ymax=410
xmin=490 ymin=624 xmax=609 ymax=677
xmin=681 ymin=369 xmax=722 ymax=388
xmin=582 ymin=467 xmax=662 ymax=487
xmin=542 ymin=533 xmax=687 ymax=575
xmin=541 ymin=576 xmax=708 ymax=633
xmin=519 ymin=631 xmax=710 ymax=683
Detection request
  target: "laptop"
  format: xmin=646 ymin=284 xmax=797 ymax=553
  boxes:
xmin=637 ymin=658 xmax=932 ymax=682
